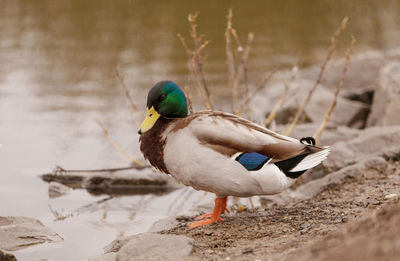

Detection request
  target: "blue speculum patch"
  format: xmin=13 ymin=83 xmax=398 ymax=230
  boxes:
xmin=235 ymin=152 xmax=270 ymax=171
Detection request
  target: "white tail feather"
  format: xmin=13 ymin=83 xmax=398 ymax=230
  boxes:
xmin=290 ymin=147 xmax=330 ymax=172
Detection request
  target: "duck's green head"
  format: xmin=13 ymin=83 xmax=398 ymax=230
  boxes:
xmin=138 ymin=81 xmax=188 ymax=134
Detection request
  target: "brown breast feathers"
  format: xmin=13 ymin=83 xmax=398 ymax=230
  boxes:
xmin=139 ymin=117 xmax=173 ymax=174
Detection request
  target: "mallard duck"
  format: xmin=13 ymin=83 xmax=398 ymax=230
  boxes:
xmin=138 ymin=81 xmax=329 ymax=228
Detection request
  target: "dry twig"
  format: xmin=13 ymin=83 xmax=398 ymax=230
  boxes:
xmin=115 ymin=68 xmax=140 ymax=127
xmin=265 ymin=66 xmax=298 ymax=127
xmin=183 ymin=85 xmax=194 ymax=114
xmin=178 ymin=13 xmax=213 ymax=110
xmin=313 ymin=36 xmax=356 ymax=144
xmin=225 ymin=8 xmax=237 ymax=112
xmin=231 ymin=29 xmax=255 ymax=116
xmin=225 ymin=8 xmax=255 ymax=116
xmin=282 ymin=17 xmax=349 ymax=136
xmin=96 ymin=120 xmax=146 ymax=166
xmin=237 ymin=69 xmax=276 ymax=114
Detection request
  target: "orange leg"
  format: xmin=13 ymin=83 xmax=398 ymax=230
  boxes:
xmin=188 ymin=197 xmax=229 ymax=228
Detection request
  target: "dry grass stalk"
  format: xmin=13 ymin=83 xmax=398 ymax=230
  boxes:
xmin=282 ymin=17 xmax=349 ymax=136
xmin=225 ymin=8 xmax=237 ymax=113
xmin=49 ymin=204 xmax=75 ymax=221
xmin=183 ymin=85 xmax=194 ymax=114
xmin=178 ymin=12 xmax=213 ymax=110
xmin=237 ymin=69 xmax=276 ymax=114
xmin=313 ymin=36 xmax=356 ymax=144
xmin=225 ymin=8 xmax=255 ymax=116
xmin=115 ymin=68 xmax=140 ymax=127
xmin=178 ymin=34 xmax=209 ymax=109
xmin=242 ymin=33 xmax=255 ymax=117
xmin=96 ymin=120 xmax=146 ymax=166
xmin=264 ymin=66 xmax=298 ymax=127
xmin=231 ymin=29 xmax=255 ymax=116
xmin=177 ymin=33 xmax=191 ymax=54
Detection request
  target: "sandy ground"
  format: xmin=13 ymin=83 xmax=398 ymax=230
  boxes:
xmin=164 ymin=160 xmax=400 ymax=261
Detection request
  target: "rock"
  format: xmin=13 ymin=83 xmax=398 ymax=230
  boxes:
xmin=0 ymin=216 xmax=63 ymax=251
xmin=48 ymin=182 xmax=71 ymax=198
xmin=97 ymin=232 xmax=194 ymax=261
xmin=251 ymin=48 xmax=400 ymax=130
xmin=345 ymin=90 xmax=374 ymax=106
xmin=103 ymin=236 xmax=132 ymax=254
xmin=367 ymin=62 xmax=400 ymax=127
xmin=0 ymin=250 xmax=17 ymax=261
xmin=385 ymin=47 xmax=400 ymax=60
xmin=384 ymin=194 xmax=399 ymax=200
xmin=241 ymin=247 xmax=254 ymax=254
xmin=147 ymin=217 xmax=179 ymax=233
xmin=251 ymin=79 xmax=369 ymax=128
xmin=116 ymin=233 xmax=193 ymax=261
xmin=88 ymin=253 xmax=117 ymax=261
xmin=301 ymin=50 xmax=386 ymax=96
xmin=294 ymin=157 xmax=387 ymax=200
xmin=305 ymin=86 xmax=368 ymax=128
xmin=282 ymin=202 xmax=400 ymax=261
xmin=323 ymin=126 xmax=400 ymax=172
xmin=41 ymin=166 xmax=181 ymax=196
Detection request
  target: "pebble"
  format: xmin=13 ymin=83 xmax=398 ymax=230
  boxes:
xmin=237 ymin=205 xmax=247 ymax=213
xmin=384 ymin=194 xmax=399 ymax=200
xmin=175 ymin=215 xmax=191 ymax=222
xmin=370 ymin=199 xmax=381 ymax=205
xmin=300 ymin=223 xmax=311 ymax=229
xmin=204 ymin=230 xmax=214 ymax=236
xmin=242 ymin=247 xmax=254 ymax=254
xmin=0 ymin=250 xmax=17 ymax=261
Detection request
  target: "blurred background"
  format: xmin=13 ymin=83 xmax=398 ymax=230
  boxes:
xmin=1 ymin=0 xmax=400 ymax=260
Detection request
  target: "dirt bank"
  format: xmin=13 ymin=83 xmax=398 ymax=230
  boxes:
xmin=163 ymin=159 xmax=400 ymax=261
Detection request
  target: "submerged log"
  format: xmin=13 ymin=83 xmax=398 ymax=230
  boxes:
xmin=41 ymin=165 xmax=181 ymax=196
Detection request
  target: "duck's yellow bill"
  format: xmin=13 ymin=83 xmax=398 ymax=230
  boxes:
xmin=138 ymin=106 xmax=160 ymax=134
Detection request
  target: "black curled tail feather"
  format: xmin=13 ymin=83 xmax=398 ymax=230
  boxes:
xmin=275 ymin=140 xmax=329 ymax=179
xmin=274 ymin=154 xmax=308 ymax=179
xmin=300 ymin=136 xmax=316 ymax=145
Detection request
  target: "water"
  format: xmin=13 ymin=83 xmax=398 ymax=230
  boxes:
xmin=0 ymin=0 xmax=399 ymax=260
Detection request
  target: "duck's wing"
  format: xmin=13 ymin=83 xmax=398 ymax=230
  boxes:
xmin=186 ymin=111 xmax=324 ymax=162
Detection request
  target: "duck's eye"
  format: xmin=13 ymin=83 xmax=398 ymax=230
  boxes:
xmin=159 ymin=94 xmax=167 ymax=101
xmin=149 ymin=113 xmax=153 ymax=117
